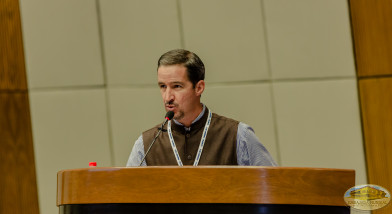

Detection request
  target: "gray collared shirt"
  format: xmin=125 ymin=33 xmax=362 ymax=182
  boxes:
xmin=127 ymin=105 xmax=277 ymax=167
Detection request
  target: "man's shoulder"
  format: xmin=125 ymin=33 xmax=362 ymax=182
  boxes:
xmin=142 ymin=123 xmax=162 ymax=135
xmin=212 ymin=112 xmax=240 ymax=126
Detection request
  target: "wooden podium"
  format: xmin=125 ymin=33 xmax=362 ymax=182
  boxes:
xmin=57 ymin=166 xmax=354 ymax=214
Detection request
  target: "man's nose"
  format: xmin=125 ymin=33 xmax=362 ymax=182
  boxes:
xmin=164 ymin=88 xmax=174 ymax=103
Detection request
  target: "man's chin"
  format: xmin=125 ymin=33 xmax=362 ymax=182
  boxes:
xmin=173 ymin=112 xmax=184 ymax=121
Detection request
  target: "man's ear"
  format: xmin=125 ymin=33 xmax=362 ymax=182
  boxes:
xmin=195 ymin=80 xmax=205 ymax=96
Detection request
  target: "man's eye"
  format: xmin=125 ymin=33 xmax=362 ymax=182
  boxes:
xmin=174 ymin=85 xmax=182 ymax=88
xmin=159 ymin=85 xmax=166 ymax=89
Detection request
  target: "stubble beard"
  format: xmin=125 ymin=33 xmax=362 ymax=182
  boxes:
xmin=173 ymin=110 xmax=184 ymax=121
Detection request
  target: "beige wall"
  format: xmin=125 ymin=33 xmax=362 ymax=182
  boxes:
xmin=19 ymin=0 xmax=366 ymax=213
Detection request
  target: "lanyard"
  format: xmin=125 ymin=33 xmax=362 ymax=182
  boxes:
xmin=167 ymin=109 xmax=212 ymax=166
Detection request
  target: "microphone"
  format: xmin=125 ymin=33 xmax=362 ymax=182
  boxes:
xmin=164 ymin=111 xmax=174 ymax=121
xmin=139 ymin=111 xmax=174 ymax=166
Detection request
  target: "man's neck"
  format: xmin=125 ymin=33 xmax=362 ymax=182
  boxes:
xmin=175 ymin=104 xmax=205 ymax=128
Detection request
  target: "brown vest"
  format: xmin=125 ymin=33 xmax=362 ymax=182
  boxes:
xmin=143 ymin=108 xmax=239 ymax=166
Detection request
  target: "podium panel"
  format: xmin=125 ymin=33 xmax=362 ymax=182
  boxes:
xmin=60 ymin=203 xmax=350 ymax=214
xmin=57 ymin=167 xmax=354 ymax=214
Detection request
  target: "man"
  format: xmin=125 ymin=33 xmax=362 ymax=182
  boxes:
xmin=127 ymin=49 xmax=277 ymax=166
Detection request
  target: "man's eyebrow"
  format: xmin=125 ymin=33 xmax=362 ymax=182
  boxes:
xmin=158 ymin=81 xmax=184 ymax=85
xmin=172 ymin=81 xmax=184 ymax=85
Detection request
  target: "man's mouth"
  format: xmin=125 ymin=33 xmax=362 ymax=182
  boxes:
xmin=165 ymin=105 xmax=176 ymax=110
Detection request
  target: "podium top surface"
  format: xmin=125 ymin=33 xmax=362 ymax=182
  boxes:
xmin=57 ymin=166 xmax=354 ymax=206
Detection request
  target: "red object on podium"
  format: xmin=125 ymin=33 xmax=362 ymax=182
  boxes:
xmin=88 ymin=162 xmax=96 ymax=167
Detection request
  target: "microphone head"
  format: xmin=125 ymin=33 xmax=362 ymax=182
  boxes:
xmin=165 ymin=111 xmax=174 ymax=120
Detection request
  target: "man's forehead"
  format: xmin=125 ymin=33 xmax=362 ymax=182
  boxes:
xmin=157 ymin=65 xmax=190 ymax=82
xmin=157 ymin=64 xmax=187 ymax=72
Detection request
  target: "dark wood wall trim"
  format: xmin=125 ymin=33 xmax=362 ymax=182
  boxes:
xmin=0 ymin=0 xmax=27 ymax=90
xmin=350 ymin=0 xmax=392 ymax=77
xmin=0 ymin=0 xmax=39 ymax=213
xmin=350 ymin=0 xmax=392 ymax=214
xmin=359 ymin=78 xmax=392 ymax=184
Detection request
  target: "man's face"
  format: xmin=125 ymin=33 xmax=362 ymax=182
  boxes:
xmin=157 ymin=64 xmax=204 ymax=123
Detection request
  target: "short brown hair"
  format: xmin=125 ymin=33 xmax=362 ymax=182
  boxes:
xmin=158 ymin=49 xmax=205 ymax=87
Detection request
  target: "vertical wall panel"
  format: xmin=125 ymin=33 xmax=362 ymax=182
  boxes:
xmin=358 ymin=79 xmax=392 ymax=214
xmin=350 ymin=0 xmax=392 ymax=77
xmin=100 ymin=0 xmax=182 ymax=86
xmin=264 ymin=0 xmax=355 ymax=79
xmin=0 ymin=93 xmax=39 ymax=214
xmin=273 ymin=79 xmax=367 ymax=184
xmin=30 ymin=89 xmax=112 ymax=214
xmin=359 ymin=78 xmax=392 ymax=191
xmin=181 ymin=0 xmax=269 ymax=83
xmin=350 ymin=0 xmax=392 ymax=213
xmin=0 ymin=0 xmax=39 ymax=213
xmin=0 ymin=0 xmax=27 ymax=90
xmin=19 ymin=0 xmax=104 ymax=88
